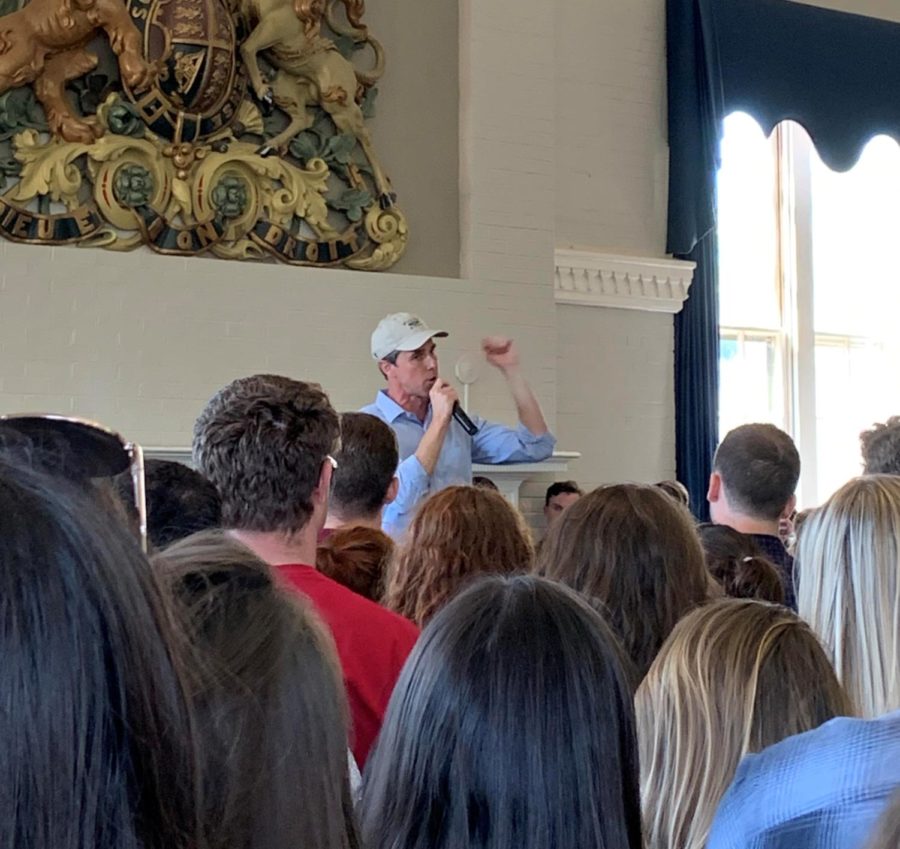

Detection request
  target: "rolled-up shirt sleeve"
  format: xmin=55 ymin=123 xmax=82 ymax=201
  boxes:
xmin=471 ymin=420 xmax=556 ymax=465
xmin=391 ymin=452 xmax=430 ymax=515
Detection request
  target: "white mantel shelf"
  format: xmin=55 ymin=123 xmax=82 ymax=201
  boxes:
xmin=474 ymin=451 xmax=580 ymax=506
xmin=145 ymin=449 xmax=581 ymax=509
xmin=554 ymin=248 xmax=695 ymax=314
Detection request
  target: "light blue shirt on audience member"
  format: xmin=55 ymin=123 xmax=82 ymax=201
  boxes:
xmin=707 ymin=710 xmax=900 ymax=849
xmin=361 ymin=390 xmax=556 ymax=538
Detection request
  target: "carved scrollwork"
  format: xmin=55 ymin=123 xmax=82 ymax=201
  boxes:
xmin=0 ymin=0 xmax=407 ymax=269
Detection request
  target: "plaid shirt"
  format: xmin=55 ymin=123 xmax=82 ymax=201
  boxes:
xmin=749 ymin=533 xmax=795 ymax=610
xmin=708 ymin=711 xmax=900 ymax=849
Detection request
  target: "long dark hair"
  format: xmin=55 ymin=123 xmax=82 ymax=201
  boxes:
xmin=0 ymin=457 xmax=199 ymax=849
xmin=361 ymin=574 xmax=643 ymax=849
xmin=157 ymin=530 xmax=359 ymax=849
xmin=536 ymin=484 xmax=710 ymax=679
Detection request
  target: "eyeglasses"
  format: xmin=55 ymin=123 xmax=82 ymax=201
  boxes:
xmin=325 ymin=454 xmax=338 ymax=470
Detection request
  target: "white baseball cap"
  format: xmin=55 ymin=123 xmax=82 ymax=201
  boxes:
xmin=371 ymin=313 xmax=448 ymax=360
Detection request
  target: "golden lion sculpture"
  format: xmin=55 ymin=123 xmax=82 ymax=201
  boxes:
xmin=0 ymin=0 xmax=154 ymax=143
xmin=237 ymin=0 xmax=395 ymax=206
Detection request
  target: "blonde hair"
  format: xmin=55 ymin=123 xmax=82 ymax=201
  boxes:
xmin=868 ymin=787 xmax=900 ymax=849
xmin=386 ymin=486 xmax=534 ymax=625
xmin=796 ymin=474 xmax=900 ymax=717
xmin=636 ymin=598 xmax=851 ymax=849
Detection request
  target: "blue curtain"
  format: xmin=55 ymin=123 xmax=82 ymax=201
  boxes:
xmin=666 ymin=0 xmax=900 ymax=518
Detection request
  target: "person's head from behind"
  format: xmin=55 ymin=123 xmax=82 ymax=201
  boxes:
xmin=637 ymin=598 xmax=851 ymax=849
xmin=156 ymin=531 xmax=357 ymax=849
xmin=708 ymin=423 xmax=800 ymax=531
xmin=114 ymin=459 xmax=221 ymax=549
xmin=317 ymin=524 xmax=394 ymax=602
xmin=362 ymin=575 xmax=642 ymax=849
xmin=193 ymin=374 xmax=340 ymax=536
xmin=797 ymin=474 xmax=900 ymax=717
xmin=386 ymin=485 xmax=534 ymax=625
xmin=0 ymin=458 xmax=197 ymax=849
xmin=654 ymin=479 xmax=690 ymax=509
xmin=543 ymin=480 xmax=583 ymax=527
xmin=472 ymin=475 xmax=499 ymax=491
xmin=860 ymin=416 xmax=900 ymax=476
xmin=697 ymin=523 xmax=785 ymax=604
xmin=329 ymin=412 xmax=398 ymax=527
xmin=537 ymin=483 xmax=709 ymax=679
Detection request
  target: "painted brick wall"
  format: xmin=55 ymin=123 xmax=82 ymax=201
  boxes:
xmin=555 ymin=0 xmax=669 ymax=257
xmin=555 ymin=303 xmax=676 ymax=494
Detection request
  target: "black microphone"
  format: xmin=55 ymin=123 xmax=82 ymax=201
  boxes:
xmin=452 ymin=402 xmax=479 ymax=436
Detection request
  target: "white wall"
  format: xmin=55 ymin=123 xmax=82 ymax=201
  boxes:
xmin=555 ymin=0 xmax=668 ymax=257
xmin=365 ymin=0 xmax=460 ymax=277
xmin=550 ymin=0 xmax=675 ymax=502
xmin=0 ymin=0 xmax=693 ymax=530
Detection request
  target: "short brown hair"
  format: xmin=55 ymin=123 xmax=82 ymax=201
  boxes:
xmin=536 ymin=484 xmax=710 ymax=679
xmin=386 ymin=486 xmax=534 ymax=625
xmin=860 ymin=416 xmax=900 ymax=475
xmin=713 ymin=424 xmax=800 ymax=520
xmin=331 ymin=413 xmax=398 ymax=521
xmin=192 ymin=375 xmax=339 ymax=533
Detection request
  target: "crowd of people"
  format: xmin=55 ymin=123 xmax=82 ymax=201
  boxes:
xmin=1 ymin=312 xmax=899 ymax=849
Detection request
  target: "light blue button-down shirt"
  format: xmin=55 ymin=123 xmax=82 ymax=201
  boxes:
xmin=707 ymin=710 xmax=900 ymax=849
xmin=361 ymin=390 xmax=556 ymax=538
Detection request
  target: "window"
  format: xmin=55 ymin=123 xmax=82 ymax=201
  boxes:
xmin=717 ymin=113 xmax=900 ymax=505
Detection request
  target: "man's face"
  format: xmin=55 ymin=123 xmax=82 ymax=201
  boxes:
xmin=385 ymin=340 xmax=439 ymax=399
xmin=544 ymin=492 xmax=581 ymax=526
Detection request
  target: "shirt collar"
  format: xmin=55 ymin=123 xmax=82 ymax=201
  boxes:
xmin=374 ymin=389 xmax=421 ymax=424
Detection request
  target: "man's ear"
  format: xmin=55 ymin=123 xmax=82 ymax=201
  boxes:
xmin=378 ymin=359 xmax=392 ymax=380
xmin=314 ymin=457 xmax=334 ymax=504
xmin=707 ymin=471 xmax=722 ymax=503
xmin=384 ymin=475 xmax=399 ymax=506
xmin=781 ymin=493 xmax=797 ymax=519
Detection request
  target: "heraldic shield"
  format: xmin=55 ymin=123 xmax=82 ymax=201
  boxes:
xmin=0 ymin=0 xmax=406 ymax=269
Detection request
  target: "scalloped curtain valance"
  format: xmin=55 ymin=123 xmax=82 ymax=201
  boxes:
xmin=667 ymin=0 xmax=900 ymax=256
xmin=667 ymin=0 xmax=900 ymax=519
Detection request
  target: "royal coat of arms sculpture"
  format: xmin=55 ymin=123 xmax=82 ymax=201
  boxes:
xmin=0 ymin=0 xmax=406 ymax=269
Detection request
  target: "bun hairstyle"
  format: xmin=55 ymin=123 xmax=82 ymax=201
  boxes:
xmin=697 ymin=524 xmax=785 ymax=604
xmin=697 ymin=523 xmax=785 ymax=604
xmin=317 ymin=525 xmax=394 ymax=602
xmin=726 ymin=556 xmax=785 ymax=603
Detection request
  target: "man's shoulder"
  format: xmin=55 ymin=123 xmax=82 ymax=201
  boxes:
xmin=277 ymin=563 xmax=418 ymax=643
xmin=748 ymin=532 xmax=793 ymax=567
xmin=359 ymin=398 xmax=385 ymax=419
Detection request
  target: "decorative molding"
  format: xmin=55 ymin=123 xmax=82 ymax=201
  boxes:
xmin=554 ymin=249 xmax=696 ymax=314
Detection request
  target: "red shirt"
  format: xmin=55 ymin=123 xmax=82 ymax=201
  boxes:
xmin=275 ymin=564 xmax=418 ymax=766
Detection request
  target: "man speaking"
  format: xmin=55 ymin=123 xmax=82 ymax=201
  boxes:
xmin=362 ymin=313 xmax=556 ymax=537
